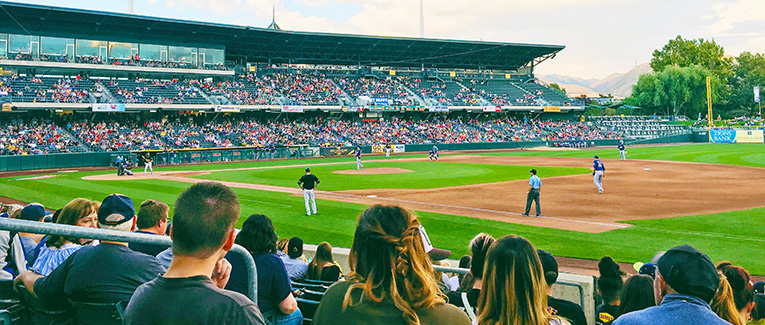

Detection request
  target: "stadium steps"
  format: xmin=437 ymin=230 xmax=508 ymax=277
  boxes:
xmin=93 ymin=80 xmax=117 ymax=103
xmin=453 ymin=80 xmax=491 ymax=106
xmin=195 ymin=87 xmax=218 ymax=105
xmin=328 ymin=79 xmax=355 ymax=106
xmin=59 ymin=126 xmax=91 ymax=153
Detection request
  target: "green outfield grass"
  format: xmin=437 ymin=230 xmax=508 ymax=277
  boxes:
xmin=194 ymin=161 xmax=589 ymax=191
xmin=1 ymin=143 xmax=764 ymax=274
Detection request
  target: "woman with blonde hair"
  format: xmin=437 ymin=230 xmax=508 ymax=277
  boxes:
xmin=313 ymin=205 xmax=470 ymax=325
xmin=711 ymin=262 xmax=755 ymax=325
xmin=306 ymin=241 xmax=341 ymax=282
xmin=32 ymin=198 xmax=99 ymax=276
xmin=476 ymin=235 xmax=569 ymax=325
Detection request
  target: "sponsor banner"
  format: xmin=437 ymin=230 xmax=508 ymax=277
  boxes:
xmin=214 ymin=105 xmax=240 ymax=113
xmin=429 ymin=106 xmax=449 ymax=112
xmin=2 ymin=102 xmax=11 ymax=112
xmin=281 ymin=106 xmax=304 ymax=113
xmin=735 ymin=130 xmax=764 ymax=143
xmin=371 ymin=144 xmax=385 ymax=153
xmin=372 ymin=97 xmax=389 ymax=106
xmin=389 ymin=70 xmax=396 ymax=76
xmin=449 ymin=72 xmax=456 ymax=78
xmin=92 ymin=103 xmax=125 ymax=112
xmin=394 ymin=144 xmax=405 ymax=153
xmin=544 ymin=106 xmax=561 ymax=113
xmin=342 ymin=106 xmax=365 ymax=113
xmin=320 ymin=147 xmax=356 ymax=156
xmin=483 ymin=106 xmax=501 ymax=112
xmin=709 ymin=129 xmax=764 ymax=143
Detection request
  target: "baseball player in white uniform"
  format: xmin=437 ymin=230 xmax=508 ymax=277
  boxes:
xmin=298 ymin=167 xmax=320 ymax=216
xmin=618 ymin=141 xmax=626 ymax=161
xmin=355 ymin=146 xmax=363 ymax=170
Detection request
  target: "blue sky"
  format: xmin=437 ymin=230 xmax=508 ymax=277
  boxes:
xmin=9 ymin=0 xmax=765 ymax=79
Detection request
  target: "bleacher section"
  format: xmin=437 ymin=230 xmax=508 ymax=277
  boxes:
xmin=590 ymin=116 xmax=691 ymax=139
xmin=0 ymin=120 xmax=84 ymax=155
xmin=0 ymin=76 xmax=95 ymax=103
xmin=269 ymin=73 xmax=341 ymax=106
xmin=516 ymin=82 xmax=570 ymax=105
xmin=103 ymin=79 xmax=208 ymax=104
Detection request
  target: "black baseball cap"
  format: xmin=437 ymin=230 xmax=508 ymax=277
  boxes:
xmin=98 ymin=194 xmax=136 ymax=226
xmin=754 ymin=281 xmax=765 ymax=294
xmin=530 ymin=169 xmax=537 ymax=174
xmin=657 ymin=245 xmax=719 ymax=302
xmin=288 ymin=237 xmax=304 ymax=259
xmin=19 ymin=204 xmax=49 ymax=221
xmin=537 ymin=249 xmax=559 ymax=285
xmin=305 ymin=167 xmax=311 ymax=172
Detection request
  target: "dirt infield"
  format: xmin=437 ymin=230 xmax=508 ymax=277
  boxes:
xmin=82 ymin=155 xmax=765 ymax=234
xmin=332 ymin=168 xmax=412 ymax=175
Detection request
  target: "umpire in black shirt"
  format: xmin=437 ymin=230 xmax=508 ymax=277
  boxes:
xmin=298 ymin=168 xmax=320 ymax=216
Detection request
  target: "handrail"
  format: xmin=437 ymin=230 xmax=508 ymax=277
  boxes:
xmin=0 ymin=218 xmax=257 ymax=301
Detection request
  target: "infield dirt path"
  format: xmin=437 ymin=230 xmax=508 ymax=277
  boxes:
xmin=83 ymin=155 xmax=765 ymax=233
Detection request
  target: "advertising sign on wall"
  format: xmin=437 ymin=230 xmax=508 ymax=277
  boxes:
xmin=281 ymin=106 xmax=304 ymax=113
xmin=92 ymin=103 xmax=126 ymax=112
xmin=393 ymin=144 xmax=406 ymax=153
xmin=214 ymin=105 xmax=240 ymax=113
xmin=709 ymin=129 xmax=764 ymax=143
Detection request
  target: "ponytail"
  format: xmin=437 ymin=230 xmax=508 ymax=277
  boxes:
xmin=711 ymin=272 xmax=746 ymax=325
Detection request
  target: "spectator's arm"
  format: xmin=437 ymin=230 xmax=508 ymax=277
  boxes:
xmin=211 ymin=258 xmax=232 ymax=289
xmin=14 ymin=270 xmax=42 ymax=296
xmin=278 ymin=293 xmax=298 ymax=315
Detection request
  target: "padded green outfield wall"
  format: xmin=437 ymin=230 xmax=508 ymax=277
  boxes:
xmin=0 ymin=151 xmax=128 ymax=172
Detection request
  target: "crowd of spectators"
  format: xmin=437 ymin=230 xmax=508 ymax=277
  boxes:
xmin=8 ymin=52 xmax=227 ymax=70
xmin=108 ymin=78 xmax=204 ymax=104
xmin=4 ymin=184 xmax=760 ymax=325
xmin=0 ymin=117 xmax=620 ymax=155
xmin=199 ymin=75 xmax=282 ymax=105
xmin=335 ymin=77 xmax=414 ymax=105
xmin=0 ymin=75 xmax=93 ymax=103
xmin=269 ymin=73 xmax=341 ymax=105
xmin=0 ymin=119 xmax=81 ymax=155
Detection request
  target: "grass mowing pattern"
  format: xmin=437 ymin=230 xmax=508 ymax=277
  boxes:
xmin=2 ymin=144 xmax=765 ymax=274
xmin=195 ymin=161 xmax=590 ymax=191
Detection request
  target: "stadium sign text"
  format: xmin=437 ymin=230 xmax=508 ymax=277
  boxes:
xmin=214 ymin=105 xmax=240 ymax=113
xmin=429 ymin=106 xmax=449 ymax=112
xmin=482 ymin=106 xmax=502 ymax=112
xmin=92 ymin=103 xmax=126 ymax=112
xmin=281 ymin=106 xmax=305 ymax=113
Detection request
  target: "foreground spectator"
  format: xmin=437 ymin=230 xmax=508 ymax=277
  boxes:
xmin=129 ymin=199 xmax=169 ymax=256
xmin=31 ymin=198 xmax=99 ymax=276
xmin=12 ymin=204 xmax=49 ymax=265
xmin=15 ymin=194 xmax=164 ymax=309
xmin=280 ymin=237 xmax=308 ymax=280
xmin=595 ymin=256 xmax=624 ymax=325
xmin=538 ymin=249 xmax=587 ymax=325
xmin=711 ymin=262 xmax=755 ymax=325
xmin=125 ymin=182 xmax=265 ymax=324
xmin=618 ymin=275 xmax=655 ymax=315
xmin=235 ymin=214 xmax=302 ymax=325
xmin=305 ymin=242 xmax=341 ymax=282
xmin=614 ymin=245 xmax=728 ymax=325
xmin=476 ymin=236 xmax=569 ymax=325
xmin=447 ymin=233 xmax=494 ymax=321
xmin=313 ymin=205 xmax=470 ymax=325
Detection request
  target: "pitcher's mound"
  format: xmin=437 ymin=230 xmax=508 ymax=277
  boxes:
xmin=333 ymin=168 xmax=413 ymax=175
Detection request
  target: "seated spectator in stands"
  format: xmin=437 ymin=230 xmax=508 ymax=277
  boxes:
xmin=128 ymin=199 xmax=169 ymax=256
xmin=277 ymin=238 xmax=289 ymax=254
xmin=14 ymin=194 xmax=165 ymax=310
xmin=595 ymin=256 xmax=624 ymax=325
xmin=711 ymin=262 xmax=755 ymax=325
xmin=475 ymin=236 xmax=569 ymax=325
xmin=305 ymin=242 xmax=341 ymax=282
xmin=456 ymin=255 xmax=472 ymax=290
xmin=280 ymin=237 xmax=308 ymax=280
xmin=447 ymin=233 xmax=494 ymax=321
xmin=618 ymin=275 xmax=655 ymax=315
xmin=313 ymin=205 xmax=470 ymax=325
xmin=614 ymin=245 xmax=728 ymax=325
xmin=125 ymin=182 xmax=265 ymax=324
xmin=12 ymin=204 xmax=49 ymax=265
xmin=436 ymin=260 xmax=459 ymax=292
xmin=31 ymin=198 xmax=99 ymax=276
xmin=538 ymin=249 xmax=587 ymax=325
xmin=234 ymin=214 xmax=301 ymax=325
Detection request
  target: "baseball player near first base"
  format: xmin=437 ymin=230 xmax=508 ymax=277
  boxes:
xmin=298 ymin=167 xmax=320 ymax=216
xmin=592 ymin=155 xmax=605 ymax=194
xmin=618 ymin=141 xmax=626 ymax=161
xmin=429 ymin=144 xmax=439 ymax=161
xmin=355 ymin=146 xmax=363 ymax=170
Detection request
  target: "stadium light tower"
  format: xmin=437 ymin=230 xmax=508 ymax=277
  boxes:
xmin=419 ymin=0 xmax=424 ymax=38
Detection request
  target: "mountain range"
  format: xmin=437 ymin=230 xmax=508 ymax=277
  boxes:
xmin=539 ymin=63 xmax=652 ymax=98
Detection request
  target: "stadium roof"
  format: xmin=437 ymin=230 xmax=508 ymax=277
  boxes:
xmin=0 ymin=1 xmax=565 ymax=71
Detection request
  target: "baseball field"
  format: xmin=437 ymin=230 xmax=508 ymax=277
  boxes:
xmin=1 ymin=143 xmax=764 ymax=274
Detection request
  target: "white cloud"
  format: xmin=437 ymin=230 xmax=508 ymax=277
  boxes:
xmin=708 ymin=0 xmax=765 ymax=34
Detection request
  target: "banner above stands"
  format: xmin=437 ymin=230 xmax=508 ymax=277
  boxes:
xmin=429 ymin=106 xmax=449 ymax=112
xmin=342 ymin=106 xmax=365 ymax=113
xmin=482 ymin=106 xmax=502 ymax=112
xmin=544 ymin=106 xmax=562 ymax=112
xmin=281 ymin=106 xmax=305 ymax=113
xmin=214 ymin=105 xmax=240 ymax=113
xmin=92 ymin=103 xmax=125 ymax=112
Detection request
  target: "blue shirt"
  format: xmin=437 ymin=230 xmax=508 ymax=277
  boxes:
xmin=593 ymin=160 xmax=605 ymax=171
xmin=618 ymin=144 xmax=625 ymax=151
xmin=529 ymin=175 xmax=541 ymax=189
xmin=278 ymin=251 xmax=308 ymax=280
xmin=355 ymin=149 xmax=361 ymax=158
xmin=614 ymin=294 xmax=728 ymax=325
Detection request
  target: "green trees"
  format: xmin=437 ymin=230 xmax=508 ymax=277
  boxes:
xmin=629 ymin=35 xmax=762 ymax=118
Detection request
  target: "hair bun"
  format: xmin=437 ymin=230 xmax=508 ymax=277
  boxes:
xmin=598 ymin=256 xmax=623 ymax=278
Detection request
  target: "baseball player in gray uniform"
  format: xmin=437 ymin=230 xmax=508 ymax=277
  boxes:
xmin=618 ymin=141 xmax=626 ymax=161
xmin=298 ymin=167 xmax=320 ymax=216
xmin=593 ymin=156 xmax=605 ymax=194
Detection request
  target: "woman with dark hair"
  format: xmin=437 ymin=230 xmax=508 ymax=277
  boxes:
xmin=595 ymin=256 xmax=624 ymax=325
xmin=476 ymin=235 xmax=568 ymax=325
xmin=32 ymin=198 xmax=99 ymax=276
xmin=313 ymin=205 xmax=470 ymax=325
xmin=235 ymin=214 xmax=302 ymax=325
xmin=447 ymin=233 xmax=495 ymax=322
xmin=305 ymin=242 xmax=341 ymax=282
xmin=619 ymin=275 xmax=656 ymax=315
xmin=711 ymin=262 xmax=755 ymax=325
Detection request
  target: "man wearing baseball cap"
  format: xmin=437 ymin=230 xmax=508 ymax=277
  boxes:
xmin=15 ymin=194 xmax=165 ymax=310
xmin=614 ymin=245 xmax=728 ymax=324
xmin=10 ymin=204 xmax=49 ymax=266
xmin=539 ymin=249 xmax=587 ymax=325
xmin=298 ymin=167 xmax=320 ymax=216
xmin=280 ymin=237 xmax=308 ymax=279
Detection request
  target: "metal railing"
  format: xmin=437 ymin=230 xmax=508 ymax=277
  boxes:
xmin=0 ymin=218 xmax=258 ymax=301
xmin=433 ymin=265 xmax=587 ymax=308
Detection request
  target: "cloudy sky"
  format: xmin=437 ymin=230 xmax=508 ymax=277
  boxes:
xmin=11 ymin=0 xmax=765 ymax=79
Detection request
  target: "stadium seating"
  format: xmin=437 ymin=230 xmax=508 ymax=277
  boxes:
xmin=105 ymin=79 xmax=208 ymax=104
xmin=0 ymin=76 xmax=95 ymax=103
xmin=0 ymin=120 xmax=85 ymax=155
xmin=590 ymin=116 xmax=691 ymax=139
